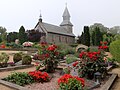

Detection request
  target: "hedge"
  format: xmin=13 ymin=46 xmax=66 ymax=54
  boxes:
xmin=109 ymin=40 xmax=120 ymax=62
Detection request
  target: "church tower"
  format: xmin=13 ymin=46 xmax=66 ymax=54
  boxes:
xmin=60 ymin=6 xmax=73 ymax=33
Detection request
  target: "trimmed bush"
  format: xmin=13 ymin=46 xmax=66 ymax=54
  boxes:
xmin=109 ymin=40 xmax=120 ymax=62
xmin=22 ymin=55 xmax=32 ymax=65
xmin=13 ymin=53 xmax=22 ymax=63
xmin=0 ymin=53 xmax=9 ymax=67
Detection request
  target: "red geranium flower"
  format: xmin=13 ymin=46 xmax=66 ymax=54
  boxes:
xmin=72 ymin=61 xmax=78 ymax=67
xmin=47 ymin=45 xmax=56 ymax=51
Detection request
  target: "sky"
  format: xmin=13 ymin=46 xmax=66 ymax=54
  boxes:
xmin=0 ymin=0 xmax=120 ymax=36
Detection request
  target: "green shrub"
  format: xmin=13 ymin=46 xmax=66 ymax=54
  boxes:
xmin=13 ymin=53 xmax=22 ymax=63
xmin=109 ymin=40 xmax=120 ymax=62
xmin=66 ymin=55 xmax=79 ymax=64
xmin=3 ymin=72 xmax=34 ymax=86
xmin=22 ymin=55 xmax=32 ymax=65
xmin=57 ymin=44 xmax=76 ymax=55
xmin=69 ymin=44 xmax=78 ymax=47
xmin=6 ymin=43 xmax=23 ymax=48
xmin=0 ymin=53 xmax=9 ymax=67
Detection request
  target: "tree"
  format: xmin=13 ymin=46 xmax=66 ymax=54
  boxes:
xmin=80 ymin=32 xmax=84 ymax=44
xmin=27 ymin=29 xmax=46 ymax=42
xmin=83 ymin=26 xmax=90 ymax=46
xmin=0 ymin=26 xmax=7 ymax=42
xmin=91 ymin=31 xmax=95 ymax=45
xmin=94 ymin=27 xmax=103 ymax=46
xmin=19 ymin=26 xmax=28 ymax=44
xmin=7 ymin=32 xmax=19 ymax=43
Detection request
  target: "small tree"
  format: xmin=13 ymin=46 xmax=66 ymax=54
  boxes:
xmin=83 ymin=26 xmax=90 ymax=46
xmin=0 ymin=26 xmax=7 ymax=42
xmin=7 ymin=32 xmax=19 ymax=43
xmin=19 ymin=26 xmax=28 ymax=44
xmin=94 ymin=27 xmax=103 ymax=46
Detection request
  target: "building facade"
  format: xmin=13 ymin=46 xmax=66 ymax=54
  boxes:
xmin=32 ymin=6 xmax=75 ymax=44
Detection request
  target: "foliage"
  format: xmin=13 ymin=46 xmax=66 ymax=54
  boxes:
xmin=73 ymin=42 xmax=108 ymax=79
xmin=0 ymin=53 xmax=9 ymax=67
xmin=6 ymin=43 xmax=23 ymax=48
xmin=36 ymin=43 xmax=59 ymax=73
xmin=28 ymin=71 xmax=50 ymax=82
xmin=89 ymin=23 xmax=108 ymax=34
xmin=58 ymin=74 xmax=85 ymax=90
xmin=7 ymin=32 xmax=19 ymax=43
xmin=114 ymin=34 xmax=120 ymax=40
xmin=109 ymin=40 xmax=120 ymax=62
xmin=69 ymin=44 xmax=78 ymax=47
xmin=19 ymin=26 xmax=28 ymax=44
xmin=63 ymin=67 xmax=71 ymax=74
xmin=27 ymin=29 xmax=46 ymax=42
xmin=22 ymin=55 xmax=32 ymax=65
xmin=0 ymin=26 xmax=7 ymax=42
xmin=13 ymin=53 xmax=22 ymax=63
xmin=3 ymin=72 xmax=34 ymax=86
xmin=65 ymin=55 xmax=79 ymax=64
xmin=83 ymin=26 xmax=90 ymax=46
xmin=92 ymin=27 xmax=103 ymax=46
xmin=57 ymin=44 xmax=75 ymax=55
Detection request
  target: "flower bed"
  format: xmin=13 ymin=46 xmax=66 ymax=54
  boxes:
xmin=0 ymin=70 xmax=117 ymax=90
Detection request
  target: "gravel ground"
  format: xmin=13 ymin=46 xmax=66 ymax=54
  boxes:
xmin=25 ymin=70 xmax=62 ymax=90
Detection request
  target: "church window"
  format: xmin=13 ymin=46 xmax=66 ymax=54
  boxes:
xmin=59 ymin=36 xmax=61 ymax=42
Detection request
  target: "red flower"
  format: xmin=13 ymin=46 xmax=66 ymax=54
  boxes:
xmin=104 ymin=41 xmax=107 ymax=45
xmin=52 ymin=44 xmax=57 ymax=48
xmin=58 ymin=74 xmax=85 ymax=87
xmin=103 ymin=46 xmax=108 ymax=49
xmin=74 ymin=76 xmax=85 ymax=87
xmin=40 ymin=42 xmax=47 ymax=46
xmin=58 ymin=74 xmax=73 ymax=85
xmin=47 ymin=45 xmax=56 ymax=51
xmin=0 ymin=45 xmax=5 ymax=48
xmin=28 ymin=71 xmax=50 ymax=82
xmin=72 ymin=61 xmax=78 ymax=67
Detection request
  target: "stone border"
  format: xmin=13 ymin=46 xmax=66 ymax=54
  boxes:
xmin=101 ymin=73 xmax=118 ymax=90
xmin=0 ymin=79 xmax=28 ymax=90
xmin=0 ymin=64 xmax=34 ymax=72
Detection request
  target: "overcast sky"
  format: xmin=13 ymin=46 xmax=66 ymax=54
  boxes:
xmin=0 ymin=0 xmax=120 ymax=36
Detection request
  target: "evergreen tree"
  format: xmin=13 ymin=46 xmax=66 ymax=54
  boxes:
xmin=80 ymin=32 xmax=84 ymax=44
xmin=19 ymin=26 xmax=28 ymax=44
xmin=83 ymin=26 xmax=90 ymax=46
xmin=94 ymin=27 xmax=103 ymax=46
xmin=91 ymin=31 xmax=95 ymax=45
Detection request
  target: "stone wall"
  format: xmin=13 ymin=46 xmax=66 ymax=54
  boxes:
xmin=47 ymin=33 xmax=74 ymax=44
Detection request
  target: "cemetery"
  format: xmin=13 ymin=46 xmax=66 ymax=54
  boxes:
xmin=0 ymin=39 xmax=119 ymax=90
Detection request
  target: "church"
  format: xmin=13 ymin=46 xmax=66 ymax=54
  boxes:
xmin=29 ymin=6 xmax=75 ymax=44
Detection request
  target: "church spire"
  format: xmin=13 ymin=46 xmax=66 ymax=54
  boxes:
xmin=39 ymin=10 xmax=42 ymax=22
xmin=60 ymin=5 xmax=73 ymax=33
xmin=60 ymin=5 xmax=73 ymax=26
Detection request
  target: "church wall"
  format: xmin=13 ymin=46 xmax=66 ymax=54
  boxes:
xmin=47 ymin=33 xmax=74 ymax=44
